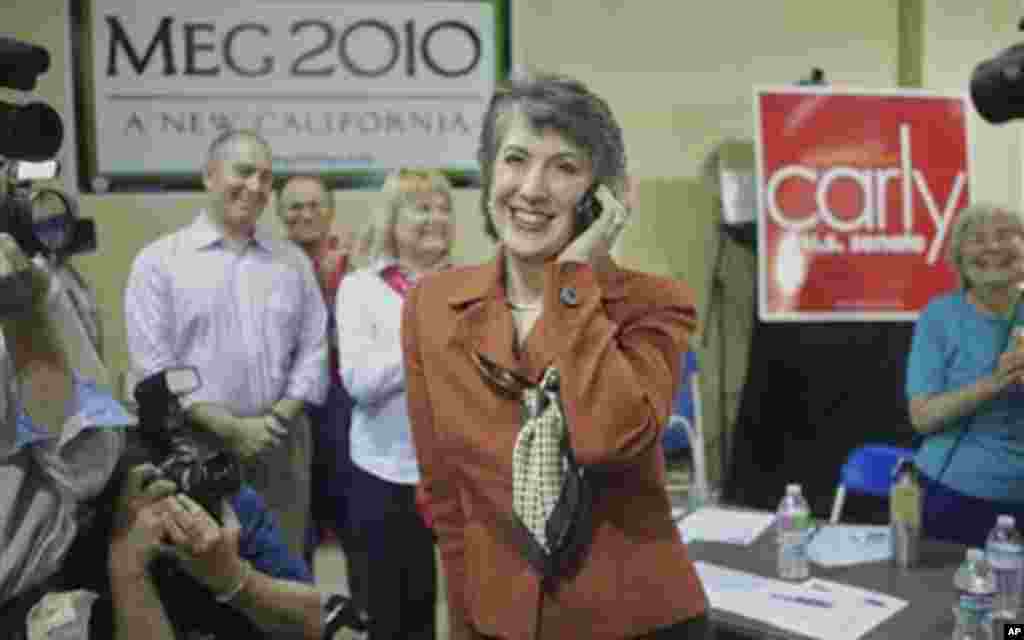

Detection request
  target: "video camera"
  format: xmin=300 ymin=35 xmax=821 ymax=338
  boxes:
xmin=971 ymin=19 xmax=1024 ymax=124
xmin=0 ymin=36 xmax=95 ymax=301
xmin=133 ymin=367 xmax=242 ymax=523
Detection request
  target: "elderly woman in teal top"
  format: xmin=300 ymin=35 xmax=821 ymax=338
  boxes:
xmin=907 ymin=201 xmax=1024 ymax=547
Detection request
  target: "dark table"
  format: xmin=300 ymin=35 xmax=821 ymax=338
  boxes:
xmin=684 ymin=513 xmax=967 ymax=639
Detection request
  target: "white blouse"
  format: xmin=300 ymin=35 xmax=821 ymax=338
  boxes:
xmin=335 ymin=258 xmax=419 ymax=485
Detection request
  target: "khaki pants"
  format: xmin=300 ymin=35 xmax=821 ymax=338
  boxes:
xmin=242 ymin=411 xmax=312 ymax=559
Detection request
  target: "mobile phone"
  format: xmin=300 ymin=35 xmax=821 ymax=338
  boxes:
xmin=574 ymin=182 xmax=603 ymax=235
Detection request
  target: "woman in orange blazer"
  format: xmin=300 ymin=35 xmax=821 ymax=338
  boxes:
xmin=401 ymin=70 xmax=709 ymax=640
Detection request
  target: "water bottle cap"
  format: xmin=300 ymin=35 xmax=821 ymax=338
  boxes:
xmin=786 ymin=483 xmax=802 ymax=495
xmin=967 ymin=548 xmax=984 ymax=562
xmin=998 ymin=515 xmax=1016 ymax=528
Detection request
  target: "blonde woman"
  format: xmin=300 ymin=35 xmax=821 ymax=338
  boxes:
xmin=335 ymin=169 xmax=453 ymax=640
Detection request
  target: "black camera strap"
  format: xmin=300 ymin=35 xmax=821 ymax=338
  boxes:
xmin=934 ymin=292 xmax=1023 ymax=486
xmin=0 ymin=579 xmax=56 ymax=639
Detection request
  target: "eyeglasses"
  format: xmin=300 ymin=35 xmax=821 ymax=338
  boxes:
xmin=284 ymin=200 xmax=327 ymax=213
xmin=471 ymin=352 xmax=532 ymax=398
xmin=963 ymin=227 xmax=1023 ymax=247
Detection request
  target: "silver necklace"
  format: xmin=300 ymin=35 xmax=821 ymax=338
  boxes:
xmin=507 ymin=300 xmax=542 ymax=311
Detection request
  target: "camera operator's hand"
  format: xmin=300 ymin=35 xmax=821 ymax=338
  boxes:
xmin=109 ymin=464 xmax=180 ymax=576
xmin=108 ymin=464 xmax=182 ymax=640
xmin=226 ymin=415 xmax=287 ymax=459
xmin=165 ymin=495 xmax=247 ymax=597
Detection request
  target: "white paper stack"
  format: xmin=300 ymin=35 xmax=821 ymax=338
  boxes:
xmin=677 ymin=508 xmax=775 ymax=546
xmin=694 ymin=562 xmax=908 ymax=640
xmin=806 ymin=525 xmax=892 ymax=567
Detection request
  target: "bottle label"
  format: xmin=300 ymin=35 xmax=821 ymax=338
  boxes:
xmin=777 ymin=511 xmax=811 ymax=532
xmin=958 ymin=588 xmax=994 ymax=624
xmin=987 ymin=542 xmax=1024 ymax=599
xmin=987 ymin=542 xmax=1024 ymax=562
xmin=779 ymin=531 xmax=808 ymax=563
xmin=890 ymin=484 xmax=921 ymax=529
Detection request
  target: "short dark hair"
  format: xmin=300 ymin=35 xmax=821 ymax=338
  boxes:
xmin=277 ymin=174 xmax=336 ymax=217
xmin=476 ymin=69 xmax=627 ymax=241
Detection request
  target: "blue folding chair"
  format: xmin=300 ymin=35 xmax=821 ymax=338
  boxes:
xmin=663 ymin=350 xmax=700 ymax=456
xmin=829 ymin=444 xmax=916 ymax=524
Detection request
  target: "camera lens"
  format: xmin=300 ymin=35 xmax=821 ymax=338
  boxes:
xmin=0 ymin=101 xmax=63 ymax=161
xmin=971 ymin=44 xmax=1024 ymax=124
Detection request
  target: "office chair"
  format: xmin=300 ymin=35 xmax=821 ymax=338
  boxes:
xmin=829 ymin=444 xmax=916 ymax=524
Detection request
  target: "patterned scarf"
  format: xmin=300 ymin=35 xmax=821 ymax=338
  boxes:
xmin=472 ymin=353 xmax=570 ymax=554
xmin=511 ymin=367 xmax=567 ymax=552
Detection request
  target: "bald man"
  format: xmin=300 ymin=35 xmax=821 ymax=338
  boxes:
xmin=125 ymin=131 xmax=328 ymax=558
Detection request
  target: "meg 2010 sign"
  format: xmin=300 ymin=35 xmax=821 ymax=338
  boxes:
xmin=78 ymin=1 xmax=506 ymax=189
xmin=756 ymin=87 xmax=970 ymax=322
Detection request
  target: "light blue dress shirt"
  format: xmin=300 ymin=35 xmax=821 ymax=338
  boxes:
xmin=124 ymin=211 xmax=328 ymax=416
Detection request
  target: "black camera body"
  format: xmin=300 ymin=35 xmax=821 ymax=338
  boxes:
xmin=133 ymin=368 xmax=242 ymax=523
xmin=0 ymin=36 xmax=63 ymax=161
xmin=971 ymin=43 xmax=1024 ymax=124
xmin=970 ymin=20 xmax=1024 ymax=124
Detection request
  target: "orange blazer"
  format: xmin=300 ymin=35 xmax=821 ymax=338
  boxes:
xmin=402 ymin=249 xmax=708 ymax=640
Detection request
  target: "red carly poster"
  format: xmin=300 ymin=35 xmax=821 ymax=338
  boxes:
xmin=756 ymin=87 xmax=970 ymax=322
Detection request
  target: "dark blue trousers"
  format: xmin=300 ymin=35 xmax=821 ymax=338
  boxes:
xmin=308 ymin=383 xmax=368 ymax=611
xmin=920 ymin=473 xmax=1024 ymax=548
xmin=348 ymin=463 xmax=437 ymax=640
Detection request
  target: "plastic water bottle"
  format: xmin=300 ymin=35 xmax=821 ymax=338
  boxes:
xmin=890 ymin=458 xmax=922 ymax=568
xmin=776 ymin=483 xmax=811 ymax=580
xmin=985 ymin=515 xmax=1024 ymax=619
xmin=953 ymin=548 xmax=996 ymax=640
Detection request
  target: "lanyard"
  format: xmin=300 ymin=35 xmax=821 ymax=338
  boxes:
xmin=380 ymin=264 xmax=414 ymax=298
xmin=935 ymin=289 xmax=1024 ymax=485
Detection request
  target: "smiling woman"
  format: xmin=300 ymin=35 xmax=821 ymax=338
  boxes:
xmin=334 ymin=167 xmax=453 ymax=640
xmin=490 ymin=115 xmax=588 ymax=269
xmin=906 ymin=201 xmax=1024 ymax=548
xmin=401 ymin=70 xmax=709 ymax=640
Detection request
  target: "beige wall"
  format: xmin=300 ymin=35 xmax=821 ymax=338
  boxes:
xmin=921 ymin=1 xmax=1024 ymax=207
xmin=4 ymin=0 xmax=1023 ymax=482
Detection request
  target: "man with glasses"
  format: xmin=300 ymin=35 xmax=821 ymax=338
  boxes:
xmin=277 ymin=175 xmax=367 ymax=618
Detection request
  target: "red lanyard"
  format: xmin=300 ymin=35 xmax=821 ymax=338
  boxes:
xmin=380 ymin=264 xmax=414 ymax=298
